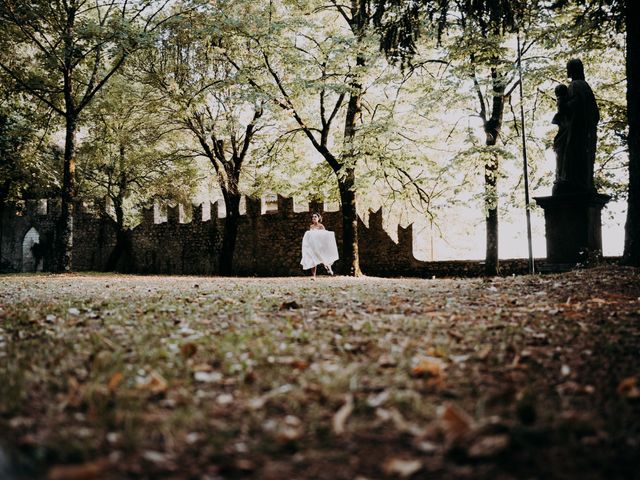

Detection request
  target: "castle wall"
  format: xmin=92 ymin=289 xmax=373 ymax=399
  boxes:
xmin=1 ymin=200 xmax=63 ymax=272
xmin=129 ymin=203 xmax=219 ymax=275
xmin=1 ymin=196 xmax=549 ymax=276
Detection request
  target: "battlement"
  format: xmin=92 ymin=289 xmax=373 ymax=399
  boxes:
xmin=8 ymin=194 xmax=386 ymax=225
xmin=2 ymin=194 xmax=423 ymax=275
xmin=6 ymin=198 xmax=111 ymax=220
xmin=134 ymin=194 xmax=377 ymax=226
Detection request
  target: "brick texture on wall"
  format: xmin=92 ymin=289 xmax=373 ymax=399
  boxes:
xmin=1 ymin=196 xmax=550 ymax=276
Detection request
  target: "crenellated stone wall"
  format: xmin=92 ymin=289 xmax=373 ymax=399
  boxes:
xmin=0 ymin=198 xmax=118 ymax=273
xmin=1 ymin=196 xmax=551 ymax=276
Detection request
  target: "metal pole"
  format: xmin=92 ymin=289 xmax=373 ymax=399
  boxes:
xmin=517 ymin=31 xmax=535 ymax=274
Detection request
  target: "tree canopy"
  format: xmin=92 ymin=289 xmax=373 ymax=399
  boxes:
xmin=0 ymin=0 xmax=635 ymax=271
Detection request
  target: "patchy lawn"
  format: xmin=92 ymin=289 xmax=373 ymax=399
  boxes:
xmin=1 ymin=266 xmax=639 ymax=479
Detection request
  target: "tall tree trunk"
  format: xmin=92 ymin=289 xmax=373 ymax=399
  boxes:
xmin=105 ymin=195 xmax=127 ymax=271
xmin=219 ymin=190 xmax=241 ymax=276
xmin=338 ymin=168 xmax=361 ymax=276
xmin=0 ymin=190 xmax=6 ymax=270
xmin=105 ymin=146 xmax=129 ymax=271
xmin=58 ymin=6 xmax=77 ymax=273
xmin=623 ymin=3 xmax=640 ymax=266
xmin=484 ymin=152 xmax=499 ymax=275
xmin=58 ymin=114 xmax=77 ymax=272
xmin=484 ymin=67 xmax=505 ymax=276
xmin=339 ymin=48 xmax=365 ymax=276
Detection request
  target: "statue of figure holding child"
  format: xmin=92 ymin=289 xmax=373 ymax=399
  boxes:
xmin=552 ymin=59 xmax=600 ymax=195
xmin=535 ymin=58 xmax=609 ymax=269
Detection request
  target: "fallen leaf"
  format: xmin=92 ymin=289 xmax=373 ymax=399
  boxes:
xmin=263 ymin=416 xmax=304 ymax=444
xmin=107 ymin=372 xmax=123 ymax=392
xmin=138 ymin=371 xmax=168 ymax=394
xmin=234 ymin=458 xmax=254 ymax=471
xmin=194 ymin=371 xmax=222 ymax=383
xmin=248 ymin=397 xmax=267 ymax=410
xmin=279 ymin=300 xmax=301 ymax=310
xmin=192 ymin=363 xmax=214 ymax=372
xmin=426 ymin=346 xmax=446 ymax=357
xmin=389 ymin=295 xmax=404 ymax=306
xmin=48 ymin=459 xmax=108 ymax=480
xmin=376 ymin=408 xmax=423 ymax=436
xmin=382 ymin=457 xmax=422 ymax=478
xmin=291 ymin=359 xmax=309 ymax=371
xmin=378 ymin=354 xmax=397 ymax=367
xmin=276 ymin=415 xmax=304 ymax=443
xmin=447 ymin=330 xmax=464 ymax=341
xmin=180 ymin=342 xmax=197 ymax=359
xmin=244 ymin=370 xmax=257 ymax=384
xmin=248 ymin=384 xmax=293 ymax=410
xmin=440 ymin=403 xmax=474 ymax=440
xmin=415 ymin=440 xmax=438 ymax=454
xmin=332 ymin=394 xmax=354 ymax=435
xmin=467 ymin=434 xmax=510 ymax=458
xmin=367 ymin=390 xmax=390 ymax=408
xmin=617 ymin=377 xmax=640 ymax=399
xmin=142 ymin=450 xmax=168 ymax=464
xmin=216 ymin=393 xmax=234 ymax=406
xmin=411 ymin=356 xmax=444 ymax=378
xmin=450 ymin=354 xmax=470 ymax=364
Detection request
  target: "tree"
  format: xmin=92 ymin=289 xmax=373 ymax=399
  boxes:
xmin=135 ymin=5 xmax=266 ymax=275
xmin=0 ymin=85 xmax=60 ymax=270
xmin=374 ymin=0 xmax=541 ymax=274
xmin=0 ymin=0 xmax=188 ymax=271
xmin=77 ymin=74 xmax=198 ymax=271
xmin=225 ymin=0 xmax=404 ymax=276
xmin=456 ymin=23 xmax=518 ymax=274
xmin=623 ymin=1 xmax=640 ymax=265
xmin=374 ymin=0 xmax=639 ymax=266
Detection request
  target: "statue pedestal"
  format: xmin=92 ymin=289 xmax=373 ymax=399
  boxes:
xmin=534 ymin=192 xmax=610 ymax=271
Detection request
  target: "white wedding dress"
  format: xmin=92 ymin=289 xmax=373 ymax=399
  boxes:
xmin=300 ymin=229 xmax=339 ymax=270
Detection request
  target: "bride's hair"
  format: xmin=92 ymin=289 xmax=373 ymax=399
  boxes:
xmin=311 ymin=212 xmax=323 ymax=223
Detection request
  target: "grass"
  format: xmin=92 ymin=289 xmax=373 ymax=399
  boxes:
xmin=1 ymin=267 xmax=639 ymax=479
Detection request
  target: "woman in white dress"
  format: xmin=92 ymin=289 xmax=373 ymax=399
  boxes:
xmin=300 ymin=213 xmax=339 ymax=278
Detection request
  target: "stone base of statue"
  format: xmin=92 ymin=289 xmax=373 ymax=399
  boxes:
xmin=534 ymin=192 xmax=610 ymax=272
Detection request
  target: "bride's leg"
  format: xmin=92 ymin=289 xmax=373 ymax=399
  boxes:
xmin=311 ymin=266 xmax=316 ymax=279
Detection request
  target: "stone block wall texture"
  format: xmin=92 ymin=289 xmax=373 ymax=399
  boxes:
xmin=1 ymin=196 xmax=551 ymax=276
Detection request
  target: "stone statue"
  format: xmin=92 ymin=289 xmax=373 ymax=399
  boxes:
xmin=552 ymin=84 xmax=570 ymax=186
xmin=552 ymin=59 xmax=600 ymax=195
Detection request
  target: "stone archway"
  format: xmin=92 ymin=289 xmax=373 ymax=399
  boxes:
xmin=22 ymin=227 xmax=42 ymax=272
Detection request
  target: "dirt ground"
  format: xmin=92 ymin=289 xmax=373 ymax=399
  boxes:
xmin=1 ymin=266 xmax=639 ymax=479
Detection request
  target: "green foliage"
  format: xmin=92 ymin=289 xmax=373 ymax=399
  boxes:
xmin=76 ymin=74 xmax=198 ymax=228
xmin=132 ymin=1 xmax=270 ymax=201
xmin=0 ymin=0 xmax=631 ymax=260
xmin=0 ymin=90 xmax=60 ymax=201
xmin=0 ymin=0 xmax=158 ymax=116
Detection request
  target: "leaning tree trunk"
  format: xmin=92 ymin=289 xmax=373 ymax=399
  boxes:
xmin=483 ymin=67 xmax=506 ymax=276
xmin=58 ymin=113 xmax=77 ymax=272
xmin=219 ymin=190 xmax=241 ymax=276
xmin=623 ymin=3 xmax=640 ymax=266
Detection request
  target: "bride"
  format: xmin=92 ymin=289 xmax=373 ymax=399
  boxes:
xmin=300 ymin=213 xmax=339 ymax=278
